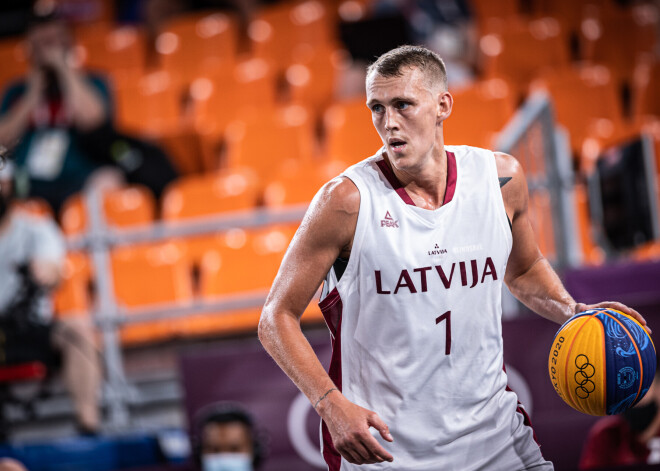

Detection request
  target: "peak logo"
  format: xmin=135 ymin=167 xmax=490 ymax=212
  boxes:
xmin=380 ymin=211 xmax=399 ymax=228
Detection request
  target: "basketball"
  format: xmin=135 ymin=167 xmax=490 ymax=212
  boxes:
xmin=548 ymin=308 xmax=656 ymax=416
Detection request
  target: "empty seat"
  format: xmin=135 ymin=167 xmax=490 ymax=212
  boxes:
xmin=633 ymin=59 xmax=660 ymax=121
xmin=111 ymin=242 xmax=193 ymax=344
xmin=198 ymin=224 xmax=298 ymax=297
xmin=224 ymin=105 xmax=316 ymax=182
xmin=284 ymin=43 xmax=348 ymax=111
xmin=155 ymin=11 xmax=239 ymax=84
xmin=533 ymin=65 xmax=626 ymax=155
xmin=177 ymin=223 xmax=322 ymax=336
xmin=161 ymin=168 xmax=260 ymax=221
xmin=580 ymin=3 xmax=658 ymax=86
xmin=74 ymin=23 xmax=147 ymax=79
xmin=479 ymin=17 xmax=570 ymax=92
xmin=192 ymin=58 xmax=277 ymax=169
xmin=0 ymin=38 xmax=28 ymax=90
xmin=323 ymin=98 xmax=383 ymax=164
xmin=111 ymin=242 xmax=193 ymax=308
xmin=60 ymin=186 xmax=156 ymax=236
xmin=263 ymin=158 xmax=347 ymax=207
xmin=113 ymin=70 xmax=187 ymax=136
xmin=445 ymin=78 xmax=516 ymax=149
xmin=192 ymin=57 xmax=277 ymax=135
xmin=248 ymin=0 xmax=336 ymax=70
xmin=469 ymin=0 xmax=520 ymax=26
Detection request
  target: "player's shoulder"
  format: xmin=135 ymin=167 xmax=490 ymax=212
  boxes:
xmin=493 ymin=151 xmax=523 ymax=178
xmin=313 ymin=175 xmax=360 ymax=220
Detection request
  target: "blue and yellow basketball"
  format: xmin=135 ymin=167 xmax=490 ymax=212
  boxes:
xmin=548 ymin=308 xmax=656 ymax=416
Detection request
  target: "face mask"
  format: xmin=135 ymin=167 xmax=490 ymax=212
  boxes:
xmin=202 ymin=452 xmax=253 ymax=471
xmin=623 ymin=400 xmax=658 ymax=433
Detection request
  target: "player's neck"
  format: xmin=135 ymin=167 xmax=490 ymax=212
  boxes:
xmin=385 ymin=145 xmax=449 ymax=210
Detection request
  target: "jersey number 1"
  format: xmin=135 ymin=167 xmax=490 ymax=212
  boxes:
xmin=435 ymin=311 xmax=451 ymax=355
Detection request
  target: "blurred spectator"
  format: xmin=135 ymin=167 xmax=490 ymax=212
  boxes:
xmin=0 ymin=161 xmax=101 ymax=435
xmin=192 ymin=402 xmax=266 ymax=471
xmin=0 ymin=458 xmax=28 ymax=471
xmin=580 ymin=370 xmax=660 ymax=469
xmin=0 ymin=3 xmax=118 ymax=215
xmin=336 ymin=0 xmax=476 ymax=99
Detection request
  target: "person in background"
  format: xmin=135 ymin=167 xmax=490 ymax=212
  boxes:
xmin=0 ymin=2 xmax=117 ymax=215
xmin=0 ymin=160 xmax=101 ymax=435
xmin=192 ymin=402 xmax=266 ymax=471
xmin=580 ymin=370 xmax=660 ymax=469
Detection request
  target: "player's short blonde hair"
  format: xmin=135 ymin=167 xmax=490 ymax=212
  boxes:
xmin=366 ymin=45 xmax=448 ymax=92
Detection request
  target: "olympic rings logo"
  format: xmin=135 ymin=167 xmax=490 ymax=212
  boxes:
xmin=574 ymin=354 xmax=596 ymax=399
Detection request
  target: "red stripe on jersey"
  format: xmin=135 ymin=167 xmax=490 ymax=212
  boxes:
xmin=503 ymin=364 xmax=542 ymax=449
xmin=319 ymin=288 xmax=344 ymax=470
xmin=443 ymin=151 xmax=457 ymax=205
xmin=376 ymin=150 xmax=458 ymax=207
xmin=375 ymin=158 xmax=416 ymax=206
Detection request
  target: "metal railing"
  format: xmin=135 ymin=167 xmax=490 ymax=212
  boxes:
xmin=495 ymin=91 xmax=581 ymax=268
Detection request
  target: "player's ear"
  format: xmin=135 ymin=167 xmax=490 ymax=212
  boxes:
xmin=437 ymin=90 xmax=452 ymax=123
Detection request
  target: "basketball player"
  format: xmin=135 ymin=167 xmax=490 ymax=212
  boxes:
xmin=258 ymin=45 xmax=648 ymax=470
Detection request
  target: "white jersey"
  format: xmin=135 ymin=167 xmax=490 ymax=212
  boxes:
xmin=319 ymin=146 xmax=553 ymax=471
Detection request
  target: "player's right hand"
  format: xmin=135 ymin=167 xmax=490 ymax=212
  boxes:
xmin=317 ymin=393 xmax=394 ymax=465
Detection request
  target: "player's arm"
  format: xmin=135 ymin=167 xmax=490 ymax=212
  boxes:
xmin=258 ymin=177 xmax=394 ymax=465
xmin=496 ymin=152 xmax=648 ymax=329
xmin=0 ymin=71 xmax=43 ymax=148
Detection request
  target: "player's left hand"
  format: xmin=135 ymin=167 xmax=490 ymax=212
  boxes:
xmin=574 ymin=301 xmax=651 ymax=334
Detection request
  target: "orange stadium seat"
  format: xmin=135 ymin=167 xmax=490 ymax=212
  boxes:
xmin=193 ymin=57 xmax=277 ymax=132
xmin=263 ymin=158 xmax=347 ymax=207
xmin=155 ymin=11 xmax=239 ymax=84
xmin=113 ymin=70 xmax=187 ymax=136
xmin=53 ymin=252 xmax=93 ymax=318
xmin=161 ymin=168 xmax=260 ymax=221
xmin=156 ymin=129 xmax=206 ymax=175
xmin=284 ymin=43 xmax=348 ymax=112
xmin=248 ymin=0 xmax=336 ymax=71
xmin=111 ymin=241 xmax=193 ymax=344
xmin=192 ymin=58 xmax=277 ymax=169
xmin=0 ymin=38 xmax=28 ymax=90
xmin=445 ymin=78 xmax=516 ymax=149
xmin=579 ymin=3 xmax=658 ymax=87
xmin=177 ymin=223 xmax=323 ymax=336
xmin=323 ymin=98 xmax=383 ymax=164
xmin=469 ymin=0 xmax=520 ymax=26
xmin=60 ymin=186 xmax=156 ymax=236
xmin=529 ymin=0 xmax=612 ymax=38
xmin=533 ymin=65 xmax=628 ymax=157
xmin=224 ymin=105 xmax=316 ymax=182
xmin=633 ymin=59 xmax=660 ymax=121
xmin=180 ymin=228 xmax=249 ymax=269
xmin=479 ymin=17 xmax=570 ymax=94
xmin=199 ymin=224 xmax=297 ymax=297
xmin=74 ymin=23 xmax=147 ymax=79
